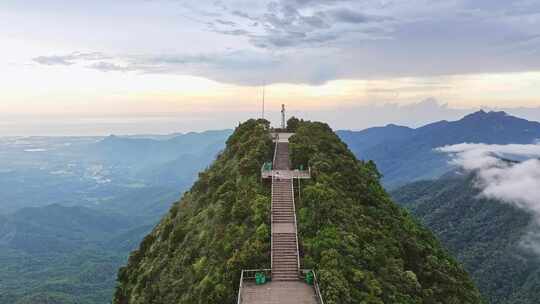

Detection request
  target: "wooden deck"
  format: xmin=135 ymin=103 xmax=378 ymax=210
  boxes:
xmin=241 ymin=281 xmax=318 ymax=304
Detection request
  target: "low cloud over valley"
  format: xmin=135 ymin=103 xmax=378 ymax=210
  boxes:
xmin=438 ymin=143 xmax=540 ymax=253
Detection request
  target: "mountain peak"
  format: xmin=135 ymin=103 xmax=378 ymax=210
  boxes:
xmin=114 ymin=119 xmax=482 ymax=304
xmin=462 ymin=110 xmax=508 ymax=121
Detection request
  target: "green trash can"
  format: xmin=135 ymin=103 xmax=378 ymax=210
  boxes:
xmin=299 ymin=164 xmax=304 ymax=170
xmin=255 ymin=272 xmax=266 ymax=285
xmin=305 ymin=271 xmax=314 ymax=285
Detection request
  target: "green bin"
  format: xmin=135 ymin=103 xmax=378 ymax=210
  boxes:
xmin=305 ymin=271 xmax=314 ymax=285
xmin=255 ymin=272 xmax=266 ymax=285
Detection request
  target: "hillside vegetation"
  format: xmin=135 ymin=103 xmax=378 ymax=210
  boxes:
xmin=113 ymin=118 xmax=483 ymax=304
xmin=0 ymin=204 xmax=150 ymax=304
xmin=289 ymin=120 xmax=483 ymax=304
xmin=113 ymin=119 xmax=273 ymax=303
xmin=392 ymin=174 xmax=540 ymax=304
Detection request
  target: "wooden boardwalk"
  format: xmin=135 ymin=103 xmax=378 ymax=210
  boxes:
xmin=240 ymin=133 xmax=318 ymax=304
xmin=241 ymin=281 xmax=318 ymax=304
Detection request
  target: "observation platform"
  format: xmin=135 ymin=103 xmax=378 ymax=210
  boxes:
xmin=262 ymin=169 xmax=311 ymax=179
xmin=241 ymin=281 xmax=318 ymax=304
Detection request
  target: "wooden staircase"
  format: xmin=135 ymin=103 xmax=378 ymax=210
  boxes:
xmin=271 ymin=141 xmax=300 ymax=281
xmin=273 ymin=142 xmax=290 ymax=170
xmin=272 ymin=179 xmax=299 ymax=281
xmin=237 ymin=132 xmax=323 ymax=304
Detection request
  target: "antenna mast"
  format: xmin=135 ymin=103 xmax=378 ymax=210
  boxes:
xmin=261 ymin=85 xmax=265 ymax=119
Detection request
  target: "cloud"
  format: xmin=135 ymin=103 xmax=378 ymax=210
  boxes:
xmin=211 ymin=0 xmax=391 ymax=50
xmin=88 ymin=62 xmax=135 ymax=72
xmin=328 ymin=8 xmax=389 ymax=24
xmin=205 ymin=0 xmax=540 ymax=82
xmin=32 ymin=52 xmax=109 ymax=66
xmin=437 ymin=143 xmax=540 ymax=253
xmin=214 ymin=19 xmax=237 ymax=26
xmin=27 ymin=1 xmax=540 ymax=85
xmin=33 ymin=55 xmax=75 ymax=66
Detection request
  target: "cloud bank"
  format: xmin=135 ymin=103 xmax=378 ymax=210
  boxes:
xmin=26 ymin=0 xmax=540 ymax=85
xmin=438 ymin=143 xmax=540 ymax=253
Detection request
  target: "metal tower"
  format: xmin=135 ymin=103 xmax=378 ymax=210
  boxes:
xmin=281 ymin=104 xmax=286 ymax=129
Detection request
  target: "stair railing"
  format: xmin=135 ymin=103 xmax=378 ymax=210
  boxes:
xmin=270 ymin=133 xmax=279 ymax=270
xmin=272 ymin=133 xmax=279 ymax=166
xmin=300 ymin=269 xmax=325 ymax=304
xmin=236 ymin=270 xmax=244 ymax=304
xmin=290 ymin=178 xmax=301 ymax=272
xmin=312 ymin=270 xmax=325 ymax=304
xmin=270 ymin=175 xmax=274 ymax=270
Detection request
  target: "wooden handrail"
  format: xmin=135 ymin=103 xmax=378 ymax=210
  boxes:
xmin=236 ymin=270 xmax=244 ymax=304
xmin=270 ymin=175 xmax=274 ymax=270
xmin=237 ymin=269 xmax=273 ymax=304
xmin=291 ymin=178 xmax=301 ymax=271
xmin=300 ymin=269 xmax=325 ymax=304
xmin=312 ymin=270 xmax=325 ymax=304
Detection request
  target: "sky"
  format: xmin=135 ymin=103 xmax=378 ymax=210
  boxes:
xmin=1 ymin=0 xmax=540 ymax=135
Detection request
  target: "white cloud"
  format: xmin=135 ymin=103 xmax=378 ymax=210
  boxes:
xmin=437 ymin=143 xmax=540 ymax=253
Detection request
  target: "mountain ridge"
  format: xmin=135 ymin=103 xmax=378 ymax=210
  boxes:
xmin=339 ymin=110 xmax=540 ymax=187
xmin=114 ymin=118 xmax=483 ymax=304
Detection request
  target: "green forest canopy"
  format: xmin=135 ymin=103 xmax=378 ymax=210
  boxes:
xmin=113 ymin=118 xmax=483 ymax=304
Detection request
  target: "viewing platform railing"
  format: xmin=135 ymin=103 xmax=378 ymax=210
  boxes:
xmin=236 ymin=269 xmax=272 ymax=304
xmin=236 ymin=268 xmax=325 ymax=304
xmin=300 ymin=269 xmax=325 ymax=304
xmin=261 ymin=165 xmax=311 ymax=180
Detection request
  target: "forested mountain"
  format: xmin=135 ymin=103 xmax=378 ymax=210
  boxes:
xmin=0 ymin=204 xmax=151 ymax=304
xmin=339 ymin=111 xmax=540 ymax=188
xmin=392 ymin=174 xmax=540 ymax=304
xmin=114 ymin=119 xmax=482 ymax=304
xmin=114 ymin=119 xmax=273 ymax=304
xmin=338 ymin=124 xmax=414 ymax=153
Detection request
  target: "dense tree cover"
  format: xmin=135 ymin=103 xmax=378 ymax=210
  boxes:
xmin=392 ymin=174 xmax=540 ymax=304
xmin=289 ymin=120 xmax=483 ymax=304
xmin=113 ymin=118 xmax=483 ymax=304
xmin=0 ymin=205 xmax=151 ymax=304
xmin=113 ymin=119 xmax=273 ymax=304
xmin=0 ymin=247 xmax=133 ymax=304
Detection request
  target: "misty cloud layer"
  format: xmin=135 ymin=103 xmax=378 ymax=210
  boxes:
xmin=438 ymin=143 xmax=540 ymax=253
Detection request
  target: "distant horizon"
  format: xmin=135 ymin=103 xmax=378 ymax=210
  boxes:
xmin=3 ymin=102 xmax=540 ymax=137
xmin=2 ymin=1 xmax=539 ymax=136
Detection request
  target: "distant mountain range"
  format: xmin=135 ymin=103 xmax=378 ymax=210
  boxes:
xmin=0 ymin=130 xmax=232 ymax=304
xmin=0 ymin=129 xmax=232 ymax=214
xmin=4 ymin=111 xmax=540 ymax=304
xmin=338 ymin=110 xmax=540 ymax=188
xmin=392 ymin=172 xmax=540 ymax=304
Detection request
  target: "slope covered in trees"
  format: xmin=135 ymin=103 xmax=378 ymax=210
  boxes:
xmin=113 ymin=118 xmax=482 ymax=304
xmin=113 ymin=119 xmax=273 ymax=303
xmin=392 ymin=174 xmax=540 ymax=304
xmin=289 ymin=120 xmax=482 ymax=304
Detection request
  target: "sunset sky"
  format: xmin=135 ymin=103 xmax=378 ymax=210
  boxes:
xmin=1 ymin=0 xmax=540 ymax=135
